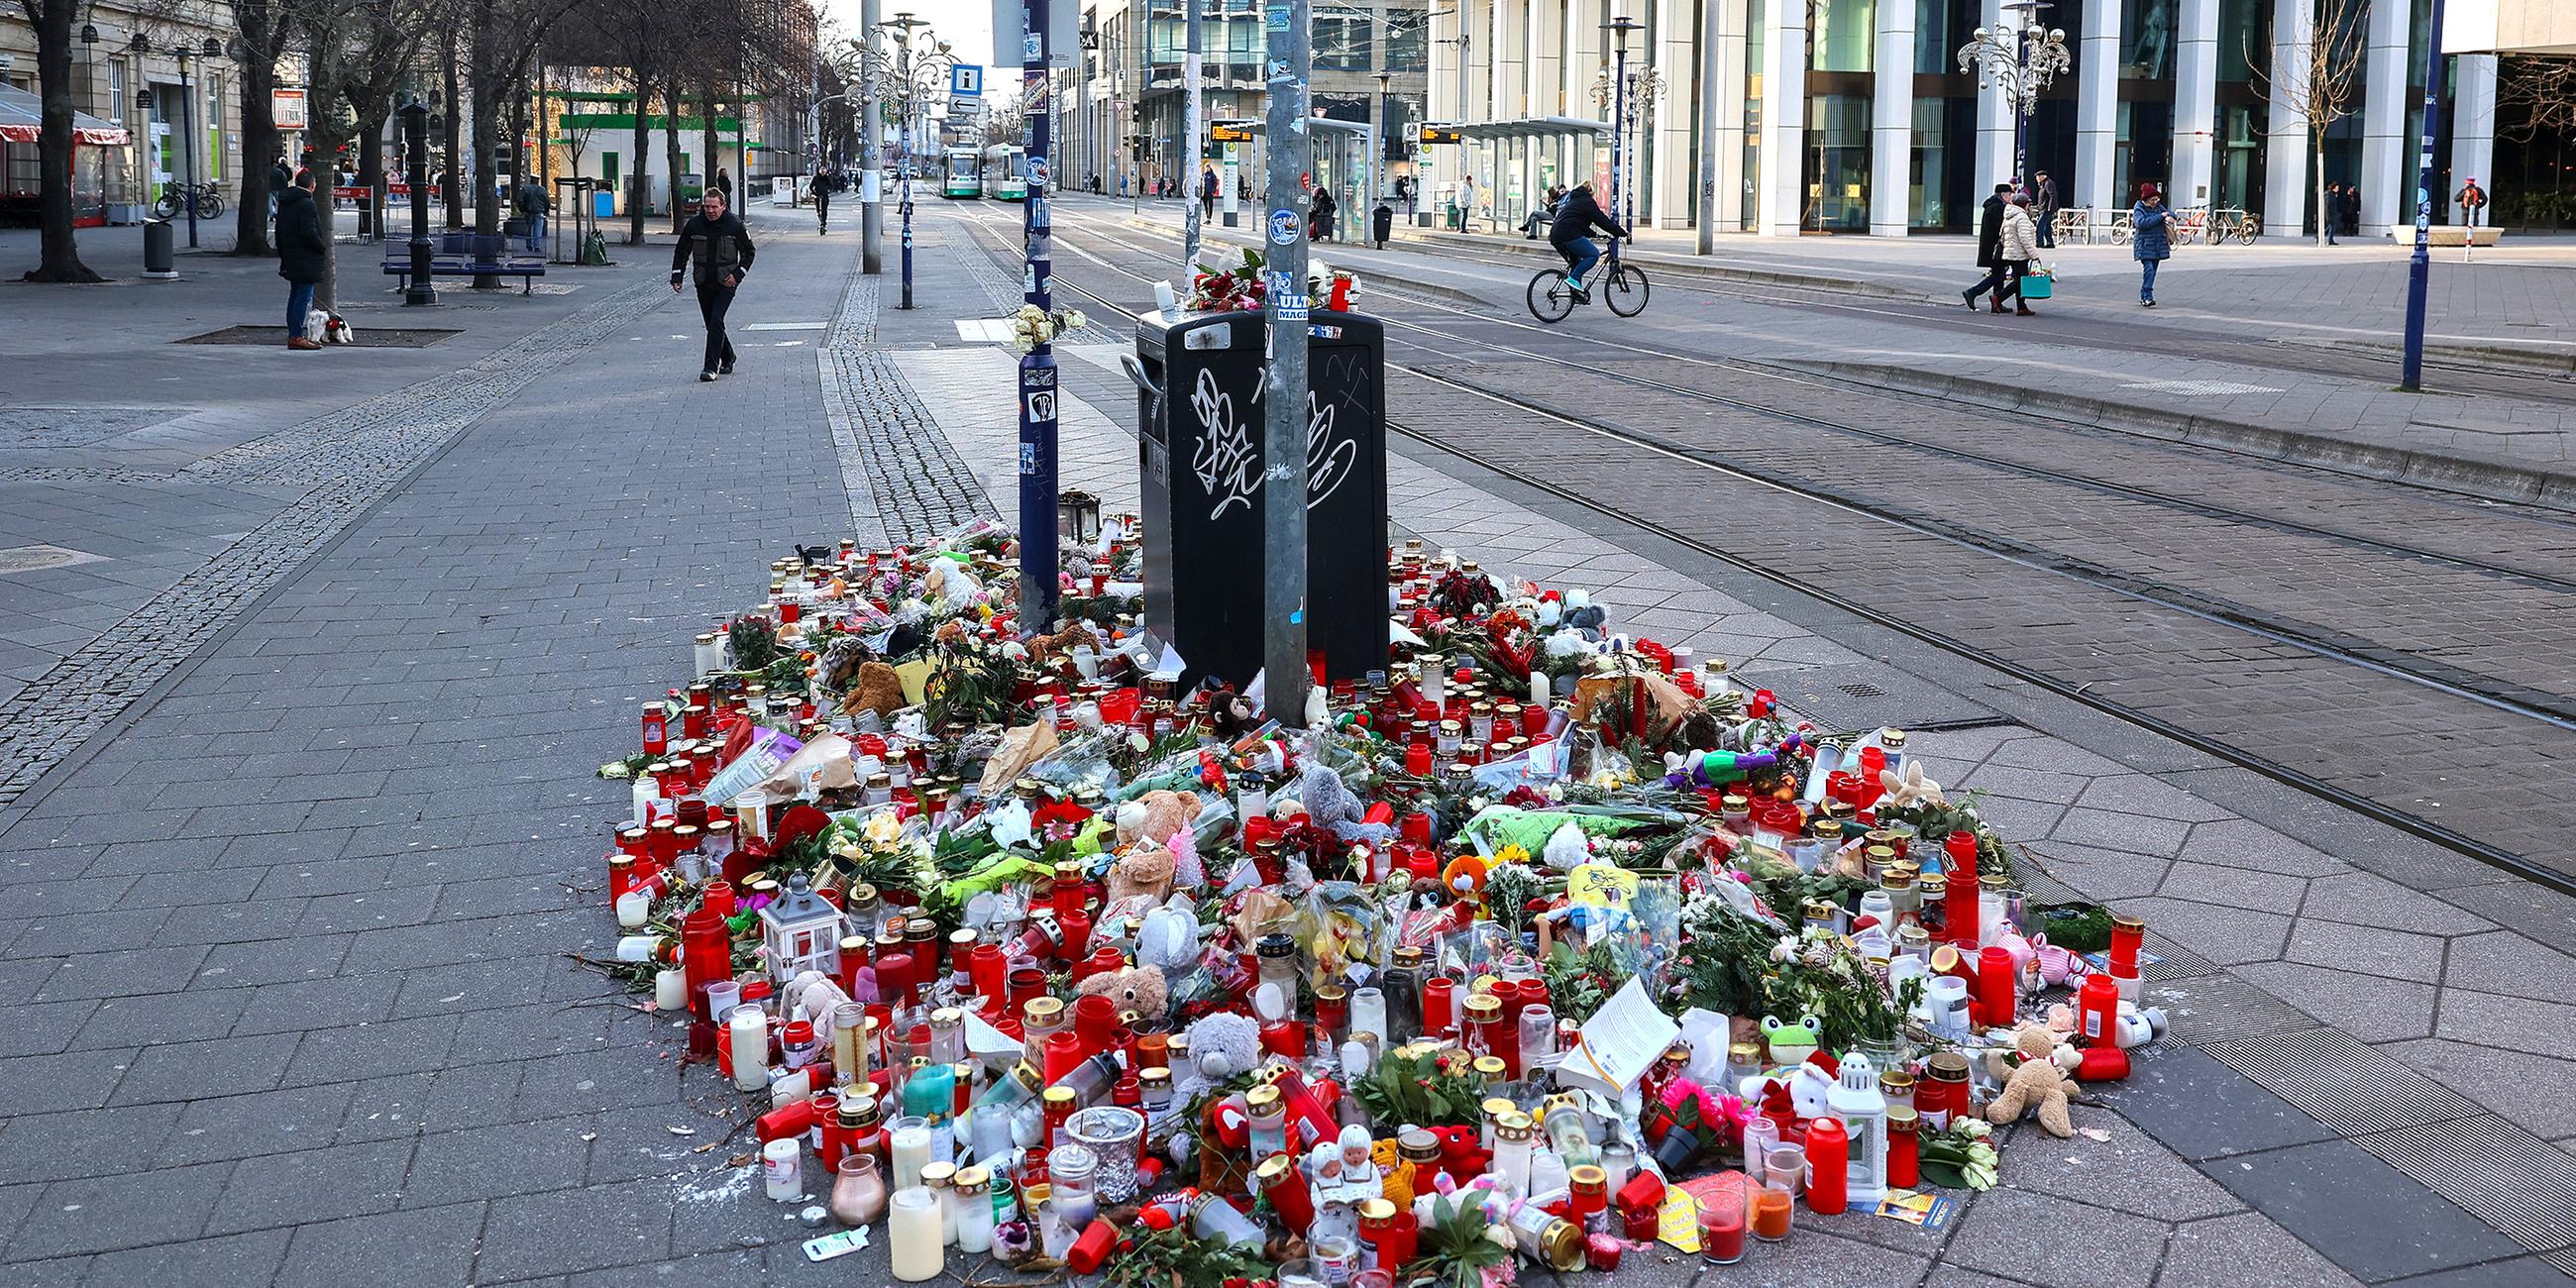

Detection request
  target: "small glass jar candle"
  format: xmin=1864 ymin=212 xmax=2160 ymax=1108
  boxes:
xmin=1246 ymin=1084 xmax=1288 ymax=1159
xmin=952 ymin=1166 xmax=995 ymax=1252
xmin=918 ymin=1161 xmax=959 ymax=1243
xmin=1050 ymin=1142 xmax=1100 ymax=1230
xmin=1493 ymin=1113 xmax=1537 ymax=1195
xmin=1518 ymin=1004 xmax=1557 ymax=1068
xmin=889 ymin=1115 xmax=933 ymax=1192
xmin=1349 ymin=986 xmax=1388 ymax=1046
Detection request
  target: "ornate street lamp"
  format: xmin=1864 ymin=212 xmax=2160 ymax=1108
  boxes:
xmin=1591 ymin=18 xmax=1664 ymax=238
xmin=861 ymin=12 xmax=951 ymax=310
xmin=1957 ymin=0 xmax=2070 ymax=193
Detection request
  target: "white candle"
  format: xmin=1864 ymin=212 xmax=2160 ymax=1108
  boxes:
xmin=614 ymin=935 xmax=658 ymax=963
xmin=1530 ymin=669 xmax=1550 ymax=708
xmin=729 ymin=1007 xmax=770 ymax=1092
xmin=771 ymin=1068 xmax=812 ymax=1108
xmin=762 ymin=1136 xmax=803 ymax=1201
xmin=653 ymin=968 xmax=687 ymax=1013
xmin=890 ymin=1187 xmax=945 ymax=1282
xmin=616 ymin=890 xmax=651 ymax=929
xmin=955 ymin=1179 xmax=995 ymax=1252
xmin=890 ymin=1119 xmax=933 ymax=1192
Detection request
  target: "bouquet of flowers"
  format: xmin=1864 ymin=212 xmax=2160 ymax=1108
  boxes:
xmin=1005 ymin=303 xmax=1090 ymax=354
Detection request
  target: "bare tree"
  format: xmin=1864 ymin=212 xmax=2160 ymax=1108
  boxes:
xmin=297 ymin=0 xmax=437 ymax=306
xmin=2247 ymin=0 xmax=2365 ymax=247
xmin=13 ymin=0 xmax=101 ymax=278
xmin=554 ymin=0 xmax=675 ymax=245
xmin=2496 ymin=54 xmax=2576 ymax=141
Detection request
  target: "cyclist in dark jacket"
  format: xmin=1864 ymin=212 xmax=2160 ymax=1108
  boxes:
xmin=670 ymin=188 xmax=756 ymax=381
xmin=1547 ymin=183 xmax=1627 ymax=298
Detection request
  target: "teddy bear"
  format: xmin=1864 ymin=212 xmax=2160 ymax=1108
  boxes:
xmin=1426 ymin=1124 xmax=1492 ymax=1189
xmin=1985 ymin=1023 xmax=2080 ymax=1138
xmin=1117 ymin=790 xmax=1202 ymax=847
xmin=846 ymin=660 xmax=908 ymax=719
xmin=1074 ymin=962 xmax=1169 ymax=1021
xmin=1100 ymin=843 xmax=1178 ymax=924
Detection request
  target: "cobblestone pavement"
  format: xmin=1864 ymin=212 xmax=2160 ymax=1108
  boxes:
xmin=2 ymin=199 xmax=2574 ymax=1285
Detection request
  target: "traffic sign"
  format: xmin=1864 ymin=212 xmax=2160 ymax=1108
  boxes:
xmin=951 ymin=64 xmax=984 ymax=98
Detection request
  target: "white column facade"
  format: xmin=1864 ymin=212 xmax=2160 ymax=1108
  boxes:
xmin=2451 ymin=53 xmax=2498 ymax=215
xmin=1758 ymin=0 xmax=1806 ymax=234
xmin=2075 ymin=0 xmax=2122 ymax=209
xmin=2357 ymin=0 xmax=2410 ymax=233
xmin=2262 ymin=0 xmax=2311 ymax=232
xmin=1870 ymin=0 xmax=1915 ymax=234
xmin=1975 ymin=0 xmax=2014 ymax=188
xmin=1652 ymin=0 xmax=1697 ymax=226
xmin=2172 ymin=0 xmax=2218 ymax=206
xmin=1708 ymin=0 xmax=1749 ymax=236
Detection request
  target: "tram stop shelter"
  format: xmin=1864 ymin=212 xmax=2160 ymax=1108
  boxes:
xmin=1457 ymin=117 xmax=1609 ymax=236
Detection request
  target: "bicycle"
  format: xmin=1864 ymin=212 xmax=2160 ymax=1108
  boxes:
xmin=1526 ymin=242 xmax=1649 ymax=323
xmin=153 ymin=181 xmax=227 ymax=221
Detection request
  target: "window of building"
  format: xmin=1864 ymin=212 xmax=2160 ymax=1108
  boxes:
xmin=1387 ymin=12 xmax=1431 ymax=71
xmin=108 ymin=58 xmax=128 ymax=123
xmin=1741 ymin=0 xmax=1763 ymax=229
xmin=1804 ymin=92 xmax=1870 ymax=230
xmin=1317 ymin=6 xmax=1373 ymax=69
xmin=1910 ymin=95 xmax=1948 ymax=226
xmin=1812 ymin=0 xmax=1875 ymax=72
xmin=2122 ymin=0 xmax=2176 ymax=80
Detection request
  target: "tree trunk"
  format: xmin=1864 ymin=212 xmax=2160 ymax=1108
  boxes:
xmin=358 ymin=122 xmax=383 ymax=239
xmin=20 ymin=0 xmax=100 ymax=281
xmin=699 ymin=76 xmax=720 ymax=212
xmin=665 ymin=75 xmax=688 ymax=236
xmin=628 ymin=77 xmax=652 ymax=245
xmin=2314 ymin=141 xmax=2327 ymax=248
xmin=471 ymin=51 xmax=502 ymax=288
xmin=231 ymin=5 xmax=283 ymax=256
xmin=443 ymin=34 xmax=465 ymax=229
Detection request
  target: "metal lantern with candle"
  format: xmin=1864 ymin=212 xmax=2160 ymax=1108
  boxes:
xmin=759 ymin=871 xmax=845 ymax=985
xmin=1058 ymin=488 xmax=1103 ymax=546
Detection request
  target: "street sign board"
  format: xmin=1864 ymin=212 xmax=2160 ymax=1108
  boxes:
xmin=1210 ymin=119 xmax=1254 ymax=143
xmin=1421 ymin=124 xmax=1462 ymax=145
xmin=951 ymin=64 xmax=984 ymax=98
xmin=271 ymin=88 xmax=308 ymax=130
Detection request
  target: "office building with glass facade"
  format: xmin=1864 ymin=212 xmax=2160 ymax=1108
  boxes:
xmin=1427 ymin=0 xmax=2509 ymax=237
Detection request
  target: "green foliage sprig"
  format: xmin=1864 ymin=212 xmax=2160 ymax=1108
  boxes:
xmin=1353 ymin=1046 xmax=1489 ymax=1130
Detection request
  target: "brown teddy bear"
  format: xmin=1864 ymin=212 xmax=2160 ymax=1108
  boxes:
xmin=1116 ymin=790 xmax=1201 ymax=847
xmin=1100 ymin=843 xmax=1178 ymax=925
xmin=1985 ymin=1023 xmax=2080 ymax=1138
xmin=845 ymin=660 xmax=907 ymax=719
xmin=1073 ymin=962 xmax=1169 ymax=1021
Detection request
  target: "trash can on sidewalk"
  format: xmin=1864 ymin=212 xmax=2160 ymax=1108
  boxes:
xmin=142 ymin=219 xmax=177 ymax=279
xmin=1127 ymin=308 xmax=1391 ymax=690
xmin=1371 ymin=204 xmax=1394 ymax=249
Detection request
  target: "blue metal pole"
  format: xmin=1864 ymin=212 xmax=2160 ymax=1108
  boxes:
xmin=2399 ymin=0 xmax=2447 ymax=392
xmin=1019 ymin=0 xmax=1061 ymax=629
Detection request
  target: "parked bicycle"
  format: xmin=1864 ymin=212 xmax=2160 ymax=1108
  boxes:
xmin=153 ymin=181 xmax=228 ymax=221
xmin=1526 ymin=243 xmax=1650 ymax=323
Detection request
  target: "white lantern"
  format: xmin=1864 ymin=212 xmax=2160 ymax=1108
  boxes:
xmin=1831 ymin=1052 xmax=1890 ymax=1208
xmin=758 ymin=871 xmax=844 ymax=985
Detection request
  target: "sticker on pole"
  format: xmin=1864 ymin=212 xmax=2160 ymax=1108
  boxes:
xmin=1268 ymin=210 xmax=1300 ymax=245
xmin=1264 ymin=2 xmax=1288 ymax=28
xmin=1028 ymin=158 xmax=1051 ymax=186
xmin=1027 ymin=390 xmax=1058 ymax=423
xmin=1276 ymin=291 xmax=1311 ymax=322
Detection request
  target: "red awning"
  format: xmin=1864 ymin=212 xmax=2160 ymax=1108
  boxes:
xmin=0 ymin=85 xmax=132 ymax=148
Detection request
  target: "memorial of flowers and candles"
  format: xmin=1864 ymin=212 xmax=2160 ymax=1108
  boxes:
xmin=593 ymin=516 xmax=2163 ymax=1285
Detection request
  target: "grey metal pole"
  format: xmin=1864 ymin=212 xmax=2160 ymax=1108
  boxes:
xmin=1019 ymin=0 xmax=1061 ymax=628
xmin=861 ymin=0 xmax=885 ymax=274
xmin=1262 ymin=0 xmax=1313 ymax=726
xmin=1696 ymin=0 xmax=1722 ymax=254
xmin=1183 ymin=0 xmax=1204 ymax=272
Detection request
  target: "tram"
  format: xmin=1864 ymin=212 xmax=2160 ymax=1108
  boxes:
xmin=940 ymin=149 xmax=982 ymax=198
xmin=980 ymin=146 xmax=1028 ymax=201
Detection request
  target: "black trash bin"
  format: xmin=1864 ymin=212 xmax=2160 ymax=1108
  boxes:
xmin=142 ymin=219 xmax=177 ymax=279
xmin=1371 ymin=204 xmax=1394 ymax=249
xmin=1129 ymin=308 xmax=1391 ymax=691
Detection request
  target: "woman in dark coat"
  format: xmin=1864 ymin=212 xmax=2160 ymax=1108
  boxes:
xmin=2131 ymin=181 xmax=2173 ymax=307
xmin=276 ymin=169 xmax=330 ymax=351
xmin=1962 ymin=182 xmax=2014 ymax=312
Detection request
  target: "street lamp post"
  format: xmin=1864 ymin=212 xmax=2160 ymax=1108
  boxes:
xmin=1181 ymin=0 xmax=1204 ymax=273
xmin=135 ymin=34 xmax=223 ymax=249
xmin=1373 ymin=68 xmax=1394 ymax=206
xmin=866 ymin=12 xmax=948 ymax=310
xmin=1608 ymin=18 xmax=1638 ymax=238
xmin=1957 ymin=0 xmax=2069 ymax=192
xmin=2398 ymin=0 xmax=2448 ymax=392
xmin=1262 ymin=0 xmax=1316 ymax=727
xmin=399 ymin=102 xmax=437 ymax=305
xmin=1019 ymin=0 xmax=1061 ymax=630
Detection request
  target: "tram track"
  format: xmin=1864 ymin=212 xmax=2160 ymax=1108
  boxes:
xmin=946 ymin=200 xmax=2576 ymax=890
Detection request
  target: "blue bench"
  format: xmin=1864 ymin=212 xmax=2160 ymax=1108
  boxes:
xmin=381 ymin=231 xmax=546 ymax=293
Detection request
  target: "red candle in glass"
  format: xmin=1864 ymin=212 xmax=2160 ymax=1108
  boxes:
xmin=1943 ymin=831 xmax=1981 ymax=947
xmin=2108 ymin=914 xmax=2145 ymax=979
xmin=1077 ymin=945 xmax=1126 ymax=988
xmin=1059 ymin=908 xmax=1094 ymax=963
xmin=1007 ymin=966 xmax=1047 ymax=1015
xmin=681 ymin=909 xmax=731 ymax=1020
xmin=1405 ymin=742 xmax=1434 ymax=777
xmin=1805 ymin=1117 xmax=1849 ymax=1215
xmin=1043 ymin=1029 xmax=1086 ymax=1085
xmin=969 ymin=943 xmax=1009 ymax=1011
xmin=1977 ymin=946 xmax=2017 ymax=1029
xmin=1261 ymin=1156 xmax=1317 ymax=1234
xmin=641 ymin=702 xmax=668 ymax=755
xmin=1521 ymin=702 xmax=1552 ymax=736
xmin=703 ymin=881 xmax=736 ymax=916
xmin=1261 ymin=1020 xmax=1306 ymax=1059
xmin=1887 ymin=1122 xmax=1919 ymax=1188
xmin=811 ymin=1089 xmax=844 ymax=1163
xmin=1422 ymin=978 xmax=1457 ymax=1039
xmin=878 ymin=953 xmax=915 ymax=1010
xmin=1072 ymin=994 xmax=1119 ymax=1056
xmin=1401 ymin=812 xmax=1434 ymax=845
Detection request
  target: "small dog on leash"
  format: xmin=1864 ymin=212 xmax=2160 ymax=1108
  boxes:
xmin=305 ymin=309 xmax=357 ymax=345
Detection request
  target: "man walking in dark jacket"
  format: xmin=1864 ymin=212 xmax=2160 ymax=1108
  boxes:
xmin=671 ymin=187 xmax=756 ymax=381
xmin=2033 ymin=170 xmax=2059 ymax=248
xmin=1962 ymin=182 xmax=2014 ymax=312
xmin=276 ymin=169 xmax=329 ymax=351
xmin=1547 ymin=182 xmax=1627 ymax=299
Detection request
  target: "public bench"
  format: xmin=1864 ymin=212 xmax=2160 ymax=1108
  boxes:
xmin=380 ymin=231 xmax=546 ymax=293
